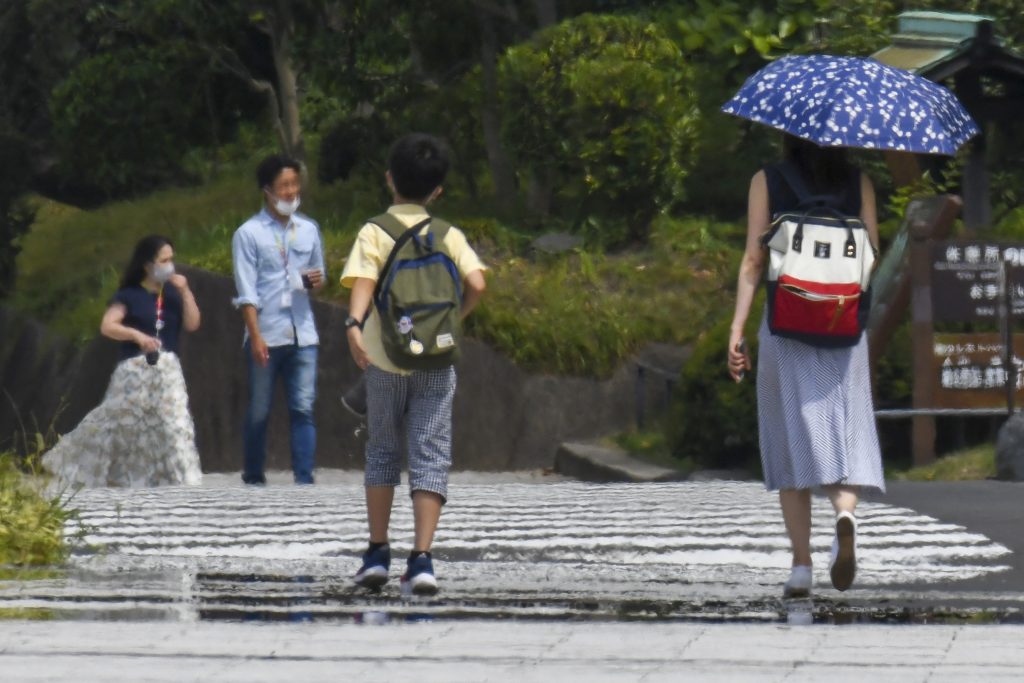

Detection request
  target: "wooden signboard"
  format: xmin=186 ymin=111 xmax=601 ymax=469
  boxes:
xmin=932 ymin=333 xmax=1024 ymax=409
xmin=931 ymin=241 xmax=1024 ymax=321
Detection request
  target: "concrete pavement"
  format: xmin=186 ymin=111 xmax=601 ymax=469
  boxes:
xmin=4 ymin=473 xmax=1024 ymax=680
xmin=3 ymin=619 xmax=1024 ymax=682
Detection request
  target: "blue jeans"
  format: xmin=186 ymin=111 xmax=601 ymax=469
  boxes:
xmin=243 ymin=342 xmax=318 ymax=484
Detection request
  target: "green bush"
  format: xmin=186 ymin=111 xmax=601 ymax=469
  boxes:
xmin=49 ymin=43 xmax=240 ymax=197
xmin=464 ymin=213 xmax=740 ymax=376
xmin=0 ymin=451 xmax=74 ymax=566
xmin=499 ymin=13 xmax=700 ymax=245
xmin=668 ymin=295 xmax=762 ymax=471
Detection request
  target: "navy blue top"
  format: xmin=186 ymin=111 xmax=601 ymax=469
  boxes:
xmin=763 ymin=162 xmax=862 ymax=217
xmin=110 ymin=285 xmax=183 ymax=360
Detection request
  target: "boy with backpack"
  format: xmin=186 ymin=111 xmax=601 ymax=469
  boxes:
xmin=340 ymin=133 xmax=486 ymax=596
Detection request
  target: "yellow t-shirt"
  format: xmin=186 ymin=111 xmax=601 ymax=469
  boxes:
xmin=340 ymin=204 xmax=487 ymax=375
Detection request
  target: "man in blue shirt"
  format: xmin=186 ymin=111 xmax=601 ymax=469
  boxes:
xmin=232 ymin=155 xmax=326 ymax=485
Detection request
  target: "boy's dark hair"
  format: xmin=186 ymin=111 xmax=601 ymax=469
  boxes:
xmin=256 ymin=154 xmax=302 ymax=189
xmin=388 ymin=133 xmax=449 ymax=201
xmin=122 ymin=235 xmax=173 ymax=288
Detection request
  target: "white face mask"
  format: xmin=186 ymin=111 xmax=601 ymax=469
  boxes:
xmin=268 ymin=192 xmax=300 ymax=216
xmin=152 ymin=262 xmax=175 ymax=284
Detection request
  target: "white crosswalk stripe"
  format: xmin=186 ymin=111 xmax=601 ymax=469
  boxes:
xmin=1 ymin=477 xmax=1013 ymax=621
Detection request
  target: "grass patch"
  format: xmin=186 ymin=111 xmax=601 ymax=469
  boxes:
xmin=0 ymin=608 xmax=55 ymax=620
xmin=16 ymin=156 xmax=382 ymax=342
xmin=889 ymin=443 xmax=996 ymax=481
xmin=608 ymin=429 xmax=697 ymax=475
xmin=0 ymin=452 xmax=78 ymax=566
xmin=464 ymin=215 xmax=741 ymax=376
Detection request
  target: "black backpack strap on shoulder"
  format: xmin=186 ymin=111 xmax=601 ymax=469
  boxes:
xmin=776 ymin=160 xmax=840 ymax=210
xmin=371 ymin=216 xmax=432 ymax=307
xmin=775 ymin=161 xmax=812 ymax=205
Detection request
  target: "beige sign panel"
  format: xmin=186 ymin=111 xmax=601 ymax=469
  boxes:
xmin=931 ymin=333 xmax=1024 ymax=409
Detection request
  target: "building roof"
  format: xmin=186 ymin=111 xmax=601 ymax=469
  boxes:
xmin=871 ymin=11 xmax=1024 ymax=81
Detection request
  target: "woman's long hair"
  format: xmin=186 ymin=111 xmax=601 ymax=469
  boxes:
xmin=121 ymin=235 xmax=173 ymax=288
xmin=782 ymin=134 xmax=852 ymax=194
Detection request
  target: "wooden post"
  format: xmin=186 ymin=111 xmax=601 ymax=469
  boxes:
xmin=897 ymin=197 xmax=966 ymax=464
xmin=868 ymin=196 xmax=962 ymax=365
xmin=955 ymin=72 xmax=991 ymax=233
xmin=883 ymin=150 xmax=923 ymax=188
xmin=908 ymin=211 xmax=937 ymax=466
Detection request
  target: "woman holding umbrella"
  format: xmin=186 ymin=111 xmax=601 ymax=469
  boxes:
xmin=727 ymin=133 xmax=883 ymax=597
xmin=722 ymin=55 xmax=978 ymax=596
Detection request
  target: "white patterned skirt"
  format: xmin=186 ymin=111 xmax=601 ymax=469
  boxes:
xmin=756 ymin=314 xmax=885 ymax=494
xmin=42 ymin=352 xmax=202 ymax=488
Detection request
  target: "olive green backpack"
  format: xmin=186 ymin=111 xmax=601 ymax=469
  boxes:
xmin=370 ymin=213 xmax=463 ymax=370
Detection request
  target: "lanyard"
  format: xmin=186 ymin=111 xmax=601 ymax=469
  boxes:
xmin=273 ymin=221 xmax=296 ymax=270
xmin=154 ymin=285 xmax=165 ymax=336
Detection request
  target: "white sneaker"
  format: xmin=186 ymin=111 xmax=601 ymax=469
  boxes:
xmin=783 ymin=565 xmax=813 ymax=598
xmin=829 ymin=511 xmax=857 ymax=591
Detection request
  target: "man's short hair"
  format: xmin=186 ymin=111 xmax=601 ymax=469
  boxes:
xmin=388 ymin=134 xmax=449 ymax=201
xmin=256 ymin=154 xmax=302 ymax=189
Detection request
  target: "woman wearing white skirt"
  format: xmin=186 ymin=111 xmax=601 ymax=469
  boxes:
xmin=727 ymin=135 xmax=885 ymax=597
xmin=43 ymin=235 xmax=203 ymax=487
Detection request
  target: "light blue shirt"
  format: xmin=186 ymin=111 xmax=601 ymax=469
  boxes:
xmin=232 ymin=208 xmax=325 ymax=347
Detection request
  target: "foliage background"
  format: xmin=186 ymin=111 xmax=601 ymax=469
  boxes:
xmin=3 ymin=0 xmax=1023 ymax=471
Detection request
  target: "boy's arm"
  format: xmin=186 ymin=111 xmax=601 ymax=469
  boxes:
xmin=346 ymin=277 xmax=374 ymax=369
xmin=460 ymin=269 xmax=486 ymax=319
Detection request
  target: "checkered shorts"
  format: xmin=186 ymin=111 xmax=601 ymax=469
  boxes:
xmin=364 ymin=364 xmax=456 ymax=502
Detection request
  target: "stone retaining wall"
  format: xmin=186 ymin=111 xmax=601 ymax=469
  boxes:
xmin=1 ymin=267 xmax=674 ymax=473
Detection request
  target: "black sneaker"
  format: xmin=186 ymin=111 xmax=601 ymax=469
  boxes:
xmin=400 ymin=554 xmax=438 ymax=597
xmin=341 ymin=377 xmax=367 ymax=419
xmin=353 ymin=543 xmax=390 ymax=589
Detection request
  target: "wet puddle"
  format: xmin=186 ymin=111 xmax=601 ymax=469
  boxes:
xmin=2 ymin=479 xmax=1021 ymax=627
xmin=4 ymin=567 xmax=1022 ymax=626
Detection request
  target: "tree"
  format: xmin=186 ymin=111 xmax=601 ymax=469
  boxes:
xmin=92 ymin=0 xmax=309 ymax=162
xmin=49 ymin=43 xmax=232 ymax=196
xmin=500 ymin=14 xmax=701 ymax=244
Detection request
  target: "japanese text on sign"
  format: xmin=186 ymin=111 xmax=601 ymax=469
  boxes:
xmin=931 ymin=333 xmax=1024 ymax=409
xmin=931 ymin=242 xmax=1024 ymax=322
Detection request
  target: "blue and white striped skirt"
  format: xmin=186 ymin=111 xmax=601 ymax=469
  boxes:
xmin=756 ymin=314 xmax=885 ymax=494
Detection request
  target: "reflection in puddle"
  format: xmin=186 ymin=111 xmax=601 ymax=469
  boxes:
xmin=784 ymin=597 xmax=814 ymax=625
xmin=3 ymin=568 xmax=1023 ymax=625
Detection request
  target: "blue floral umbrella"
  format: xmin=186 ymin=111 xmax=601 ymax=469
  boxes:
xmin=721 ymin=54 xmax=979 ymax=155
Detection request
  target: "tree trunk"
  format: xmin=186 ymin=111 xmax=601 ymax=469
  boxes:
xmin=527 ymin=168 xmax=553 ymax=218
xmin=476 ymin=6 xmax=516 ymax=212
xmin=203 ymin=80 xmax=221 ymax=177
xmin=270 ymin=1 xmax=305 ymax=163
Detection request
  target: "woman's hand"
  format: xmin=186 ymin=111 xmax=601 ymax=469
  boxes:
xmin=135 ymin=331 xmax=162 ymax=354
xmin=168 ymin=273 xmax=189 ymax=290
xmin=727 ymin=329 xmax=751 ymax=383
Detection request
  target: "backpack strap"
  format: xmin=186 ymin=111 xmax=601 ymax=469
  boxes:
xmin=370 ymin=215 xmax=432 ymax=310
xmin=774 ymin=161 xmax=841 ymax=209
xmin=368 ymin=212 xmax=413 ymax=240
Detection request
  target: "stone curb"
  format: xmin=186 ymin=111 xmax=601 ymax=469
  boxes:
xmin=554 ymin=441 xmax=687 ymax=483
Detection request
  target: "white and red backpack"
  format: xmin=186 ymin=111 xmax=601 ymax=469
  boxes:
xmin=761 ymin=163 xmax=876 ymax=347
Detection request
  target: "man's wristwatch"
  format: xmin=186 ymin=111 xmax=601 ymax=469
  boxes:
xmin=344 ymin=315 xmax=362 ymax=331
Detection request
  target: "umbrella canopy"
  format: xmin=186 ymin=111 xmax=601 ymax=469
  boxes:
xmin=721 ymin=54 xmax=979 ymax=155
